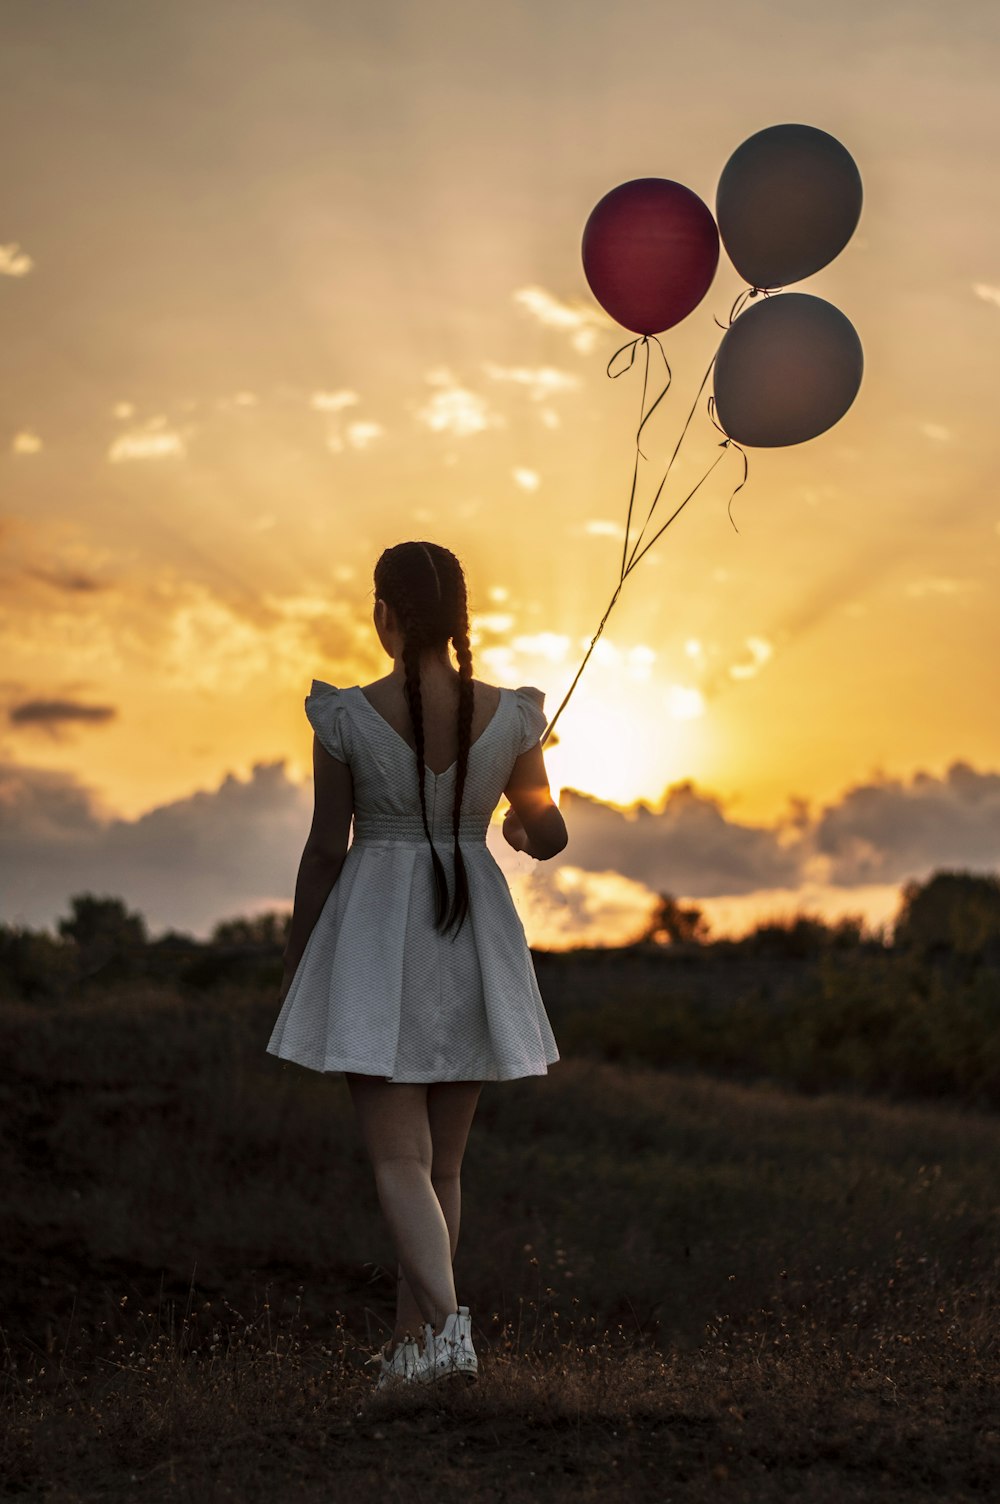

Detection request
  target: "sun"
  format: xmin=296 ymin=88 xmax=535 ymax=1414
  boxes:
xmin=538 ymin=678 xmax=711 ymax=808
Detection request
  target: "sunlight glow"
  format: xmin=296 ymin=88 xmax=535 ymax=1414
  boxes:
xmin=0 ymin=242 xmax=33 ymax=276
xmin=512 ymin=632 xmax=570 ymax=662
xmin=667 ymin=685 xmax=705 ymax=721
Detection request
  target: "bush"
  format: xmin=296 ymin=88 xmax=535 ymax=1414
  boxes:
xmin=894 ymin=870 xmax=1000 ymax=961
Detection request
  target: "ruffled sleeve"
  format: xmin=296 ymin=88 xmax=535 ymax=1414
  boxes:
xmin=514 ymin=684 xmax=547 ymax=755
xmin=305 ymin=680 xmax=351 ymax=764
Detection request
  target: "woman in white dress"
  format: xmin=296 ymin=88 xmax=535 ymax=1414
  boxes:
xmin=269 ymin=540 xmax=568 ymax=1388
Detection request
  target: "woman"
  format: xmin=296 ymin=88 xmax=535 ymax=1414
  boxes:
xmin=267 ymin=540 xmax=568 ymax=1391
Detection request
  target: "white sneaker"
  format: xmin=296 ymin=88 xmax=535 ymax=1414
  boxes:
xmin=419 ymin=1305 xmax=479 ymax=1384
xmin=371 ymin=1336 xmax=425 ymax=1392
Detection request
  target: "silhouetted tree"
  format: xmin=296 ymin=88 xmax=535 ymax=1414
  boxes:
xmin=0 ymin=922 xmax=77 ymax=1000
xmin=742 ymin=914 xmax=834 ymax=958
xmin=894 ymin=870 xmax=1000 ymax=960
xmin=641 ymin=893 xmax=710 ymax=946
xmin=57 ymin=894 xmax=148 ymax=978
xmin=210 ymin=910 xmax=290 ymax=948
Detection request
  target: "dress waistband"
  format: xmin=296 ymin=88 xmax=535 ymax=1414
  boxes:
xmin=352 ymin=813 xmax=490 ymax=846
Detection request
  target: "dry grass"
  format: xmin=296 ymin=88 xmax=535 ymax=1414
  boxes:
xmin=1 ymin=978 xmax=998 ymax=1501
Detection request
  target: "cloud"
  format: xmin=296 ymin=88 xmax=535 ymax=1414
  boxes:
xmin=345 ymin=420 xmax=384 ymax=450
xmin=470 ymin=611 xmax=515 ymax=638
xmin=111 ymin=401 xmax=135 ymax=420
xmin=973 ymin=282 xmax=1000 ymax=309
xmin=482 ymin=362 xmax=581 ymax=401
xmin=5 ymin=752 xmax=1000 ymax=946
xmin=920 ymin=422 xmax=952 ymax=443
xmin=728 ymin=636 xmax=773 ymax=681
xmin=0 ymin=757 xmax=309 ymax=937
xmin=108 ymin=418 xmax=186 ymax=462
xmin=309 ymin=390 xmax=358 ymax=412
xmin=308 ymin=390 xmax=370 ymax=451
xmin=8 ymin=698 xmax=117 ymax=734
xmin=904 ymin=577 xmax=978 ymax=599
xmin=512 ymin=286 xmax=611 ymax=353
xmin=11 ymin=431 xmax=42 ymax=455
xmin=25 ymin=567 xmax=107 ymax=593
xmin=512 ymin=467 xmax=539 ymax=491
xmin=414 ymin=368 xmax=503 ymax=438
xmin=510 ymin=631 xmax=571 ymax=662
xmin=582 ymin=519 xmax=626 ymax=538
xmin=159 ymin=582 xmax=364 ymax=693
xmin=813 ymin=762 xmax=1000 ymax=884
xmin=507 ymin=863 xmax=656 ymax=949
xmin=0 ymin=242 xmax=33 ymax=277
xmin=549 ymin=784 xmax=804 ymax=897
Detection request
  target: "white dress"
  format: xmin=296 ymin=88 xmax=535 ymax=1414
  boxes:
xmin=265 ymin=680 xmax=561 ymax=1082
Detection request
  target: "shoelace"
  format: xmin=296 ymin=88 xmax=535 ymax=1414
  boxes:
xmin=365 ymin=1340 xmax=421 ymax=1371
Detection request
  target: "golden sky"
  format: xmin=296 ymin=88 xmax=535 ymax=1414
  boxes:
xmin=2 ymin=0 xmax=1000 ymax=945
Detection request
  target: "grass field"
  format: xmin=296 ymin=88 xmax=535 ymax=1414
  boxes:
xmin=2 ymin=973 xmax=998 ymax=1501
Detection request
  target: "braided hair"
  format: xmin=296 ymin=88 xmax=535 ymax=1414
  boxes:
xmin=373 ymin=541 xmax=475 ymax=939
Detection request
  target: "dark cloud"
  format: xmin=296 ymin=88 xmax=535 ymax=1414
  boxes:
xmin=813 ymin=761 xmax=1000 ymax=883
xmin=548 ymin=765 xmax=1000 ymax=898
xmin=9 ymin=699 xmax=117 ymax=729
xmin=3 ymin=757 xmax=1000 ymax=943
xmin=25 ymin=569 xmax=108 ymax=593
xmin=0 ymin=758 xmax=310 ymax=937
xmin=548 ymin=783 xmax=804 ymax=897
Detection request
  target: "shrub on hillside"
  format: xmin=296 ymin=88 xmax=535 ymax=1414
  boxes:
xmin=894 ymin=870 xmax=1000 ymax=962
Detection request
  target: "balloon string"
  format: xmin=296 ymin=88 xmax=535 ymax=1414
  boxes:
xmin=620 ymin=448 xmax=729 ymax=578
xmin=541 ymin=293 xmax=765 ymax=747
xmin=624 ymin=284 xmax=768 ymax=570
xmin=606 ymin=335 xmax=672 ymax=585
xmin=635 ymin=334 xmax=671 ymax=458
xmin=540 ymin=577 xmax=624 ymax=749
xmin=541 ymin=445 xmax=732 ymax=747
xmin=706 ymin=395 xmax=749 ymax=533
xmin=621 ymin=346 xmax=718 ymax=578
xmin=714 ymin=282 xmax=782 ymax=332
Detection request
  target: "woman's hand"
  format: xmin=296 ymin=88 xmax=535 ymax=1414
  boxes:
xmin=501 ymin=804 xmax=530 ymax=853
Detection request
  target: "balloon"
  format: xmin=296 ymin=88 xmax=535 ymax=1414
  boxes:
xmin=582 ymin=178 xmax=719 ymax=335
xmin=716 ymin=123 xmax=863 ymax=289
xmin=713 ymin=293 xmax=863 ymax=447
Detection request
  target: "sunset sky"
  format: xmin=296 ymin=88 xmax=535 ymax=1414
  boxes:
xmin=3 ymin=0 xmax=1000 ymax=947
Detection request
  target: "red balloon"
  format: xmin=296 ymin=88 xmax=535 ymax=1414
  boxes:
xmin=582 ymin=178 xmax=720 ymax=335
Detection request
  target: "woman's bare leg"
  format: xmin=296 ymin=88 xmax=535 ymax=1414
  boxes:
xmin=345 ymin=1074 xmax=457 ymax=1352
xmin=391 ymin=1079 xmax=484 ymax=1348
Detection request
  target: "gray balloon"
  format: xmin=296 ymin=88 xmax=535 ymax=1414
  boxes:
xmin=716 ymin=123 xmax=863 ymax=289
xmin=713 ymin=293 xmax=863 ymax=448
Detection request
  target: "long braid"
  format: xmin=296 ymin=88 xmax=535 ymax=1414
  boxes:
xmin=392 ymin=569 xmax=452 ymax=931
xmin=374 ymin=542 xmax=472 ymax=935
xmin=447 ymin=561 xmax=474 ymax=937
